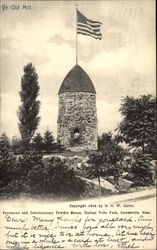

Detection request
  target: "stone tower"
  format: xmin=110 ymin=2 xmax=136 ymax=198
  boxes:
xmin=57 ymin=64 xmax=98 ymax=151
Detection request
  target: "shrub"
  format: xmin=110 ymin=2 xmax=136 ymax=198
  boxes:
xmin=43 ymin=130 xmax=55 ymax=153
xmin=0 ymin=152 xmax=44 ymax=196
xmin=43 ymin=157 xmax=86 ymax=199
xmin=1 ymin=149 xmax=85 ymax=199
xmin=11 ymin=136 xmax=25 ymax=155
xmin=0 ymin=133 xmax=17 ymax=189
xmin=127 ymin=150 xmax=155 ymax=186
xmin=32 ymin=133 xmax=44 ymax=152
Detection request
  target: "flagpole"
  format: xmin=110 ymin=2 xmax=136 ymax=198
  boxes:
xmin=76 ymin=4 xmax=78 ymax=65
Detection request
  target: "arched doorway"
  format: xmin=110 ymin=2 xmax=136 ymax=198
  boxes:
xmin=73 ymin=128 xmax=80 ymax=143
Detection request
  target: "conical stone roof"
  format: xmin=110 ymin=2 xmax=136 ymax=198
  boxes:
xmin=58 ymin=64 xmax=96 ymax=94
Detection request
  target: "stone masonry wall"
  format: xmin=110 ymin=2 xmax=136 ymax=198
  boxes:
xmin=57 ymin=92 xmax=98 ymax=151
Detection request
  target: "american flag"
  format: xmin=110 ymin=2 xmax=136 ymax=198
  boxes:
xmin=77 ymin=9 xmax=102 ymax=40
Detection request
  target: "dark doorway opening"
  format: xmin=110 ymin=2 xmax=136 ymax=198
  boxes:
xmin=73 ymin=128 xmax=80 ymax=143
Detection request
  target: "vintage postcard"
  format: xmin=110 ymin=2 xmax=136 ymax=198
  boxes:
xmin=0 ymin=0 xmax=156 ymax=249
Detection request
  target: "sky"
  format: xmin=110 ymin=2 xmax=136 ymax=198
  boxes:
xmin=0 ymin=0 xmax=156 ymax=139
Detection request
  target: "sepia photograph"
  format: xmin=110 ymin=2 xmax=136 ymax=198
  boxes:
xmin=0 ymin=0 xmax=156 ymax=249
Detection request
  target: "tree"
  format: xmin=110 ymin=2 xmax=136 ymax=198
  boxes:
xmin=98 ymin=132 xmax=126 ymax=172
xmin=32 ymin=133 xmax=43 ymax=152
xmin=118 ymin=95 xmax=156 ymax=153
xmin=127 ymin=150 xmax=155 ymax=186
xmin=43 ymin=157 xmax=86 ymax=198
xmin=43 ymin=129 xmax=55 ymax=153
xmin=0 ymin=133 xmax=16 ymax=189
xmin=15 ymin=152 xmax=44 ymax=193
xmin=0 ymin=132 xmax=10 ymax=149
xmin=145 ymin=140 xmax=156 ymax=160
xmin=87 ymin=152 xmax=103 ymax=196
xmin=98 ymin=132 xmax=115 ymax=150
xmin=11 ymin=136 xmax=24 ymax=154
xmin=86 ymin=132 xmax=126 ymax=194
xmin=18 ymin=63 xmax=40 ymax=148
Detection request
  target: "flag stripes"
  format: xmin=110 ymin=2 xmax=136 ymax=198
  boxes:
xmin=77 ymin=28 xmax=102 ymax=39
xmin=77 ymin=9 xmax=102 ymax=40
xmin=78 ymin=23 xmax=101 ymax=33
xmin=77 ymin=31 xmax=102 ymax=40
